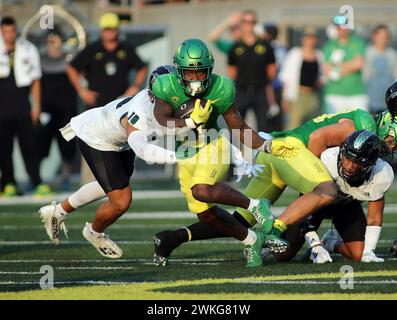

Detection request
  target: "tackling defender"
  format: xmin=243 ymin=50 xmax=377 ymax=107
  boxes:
xmin=38 ymin=65 xmax=188 ymax=258
xmin=270 ymin=130 xmax=393 ymax=263
xmin=151 ymin=38 xmax=299 ymax=267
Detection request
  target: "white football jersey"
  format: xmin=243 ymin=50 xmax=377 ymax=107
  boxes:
xmin=321 ymin=147 xmax=394 ymax=202
xmin=70 ymin=89 xmax=159 ymax=152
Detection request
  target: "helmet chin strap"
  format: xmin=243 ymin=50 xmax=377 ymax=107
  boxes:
xmin=189 ymin=81 xmax=202 ymax=96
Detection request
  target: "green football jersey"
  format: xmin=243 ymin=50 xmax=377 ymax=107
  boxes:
xmin=151 ymin=72 xmax=235 ymax=131
xmin=151 ymin=72 xmax=235 ymax=158
xmin=271 ymin=109 xmax=377 ymax=147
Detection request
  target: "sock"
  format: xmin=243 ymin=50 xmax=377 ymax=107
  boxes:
xmin=68 ymin=181 xmax=106 ymax=209
xmin=247 ymin=199 xmax=260 ymax=212
xmin=242 ymin=229 xmax=257 ymax=246
xmin=187 ymin=222 xmax=225 ymax=241
xmin=89 ymin=223 xmax=103 ymax=236
xmin=364 ymin=226 xmax=382 ymax=252
xmin=272 ymin=219 xmax=288 ymax=236
xmin=54 ymin=204 xmax=68 ymax=218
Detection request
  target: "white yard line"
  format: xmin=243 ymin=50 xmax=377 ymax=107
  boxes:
xmin=0 ymin=239 xmax=395 ymax=246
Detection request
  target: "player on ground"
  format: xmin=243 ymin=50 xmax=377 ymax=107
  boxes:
xmin=154 ymin=107 xmax=397 ymax=263
xmin=151 ymin=38 xmax=300 ymax=267
xmin=269 ymin=130 xmax=393 ymax=263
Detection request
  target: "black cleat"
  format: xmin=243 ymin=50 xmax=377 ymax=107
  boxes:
xmin=153 ymin=230 xmax=180 ymax=266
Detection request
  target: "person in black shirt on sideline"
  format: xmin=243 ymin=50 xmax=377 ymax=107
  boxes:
xmin=0 ymin=16 xmax=53 ymax=197
xmin=228 ymin=9 xmax=277 ymax=132
xmin=66 ymin=12 xmax=148 ymax=108
xmin=66 ymin=12 xmax=148 ymax=184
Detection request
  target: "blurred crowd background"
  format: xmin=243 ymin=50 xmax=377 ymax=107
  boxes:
xmin=1 ymin=0 xmax=397 ymax=196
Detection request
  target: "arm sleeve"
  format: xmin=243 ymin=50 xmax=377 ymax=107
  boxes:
xmin=128 ymin=130 xmax=176 ymax=164
xmin=265 ymin=42 xmax=276 ymax=64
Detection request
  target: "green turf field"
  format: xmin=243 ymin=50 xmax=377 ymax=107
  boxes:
xmin=0 ymin=184 xmax=396 ymax=300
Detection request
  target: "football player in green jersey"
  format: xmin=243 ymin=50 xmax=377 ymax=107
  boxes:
xmin=151 ymin=38 xmax=301 ymax=267
xmin=153 ymin=107 xmax=397 ymax=264
xmin=151 ymin=38 xmax=339 ymax=267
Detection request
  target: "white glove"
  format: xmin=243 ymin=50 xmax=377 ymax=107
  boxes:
xmin=267 ymin=103 xmax=280 ymax=118
xmin=310 ymin=245 xmax=333 ymax=264
xmin=234 ymin=160 xmax=265 ymax=183
xmin=361 ymin=250 xmax=384 ymax=263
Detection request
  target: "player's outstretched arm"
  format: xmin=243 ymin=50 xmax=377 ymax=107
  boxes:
xmin=121 ymin=118 xmax=176 ymax=164
xmin=223 ymin=105 xmax=297 ymax=157
xmin=308 ymin=121 xmax=356 ymax=157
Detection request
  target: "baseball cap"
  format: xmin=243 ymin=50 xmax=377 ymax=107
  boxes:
xmin=99 ymin=12 xmax=120 ymax=30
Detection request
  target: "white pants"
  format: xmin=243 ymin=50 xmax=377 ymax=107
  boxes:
xmin=325 ymin=95 xmax=369 ymax=114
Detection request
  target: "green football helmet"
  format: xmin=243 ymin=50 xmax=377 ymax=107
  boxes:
xmin=173 ymin=38 xmax=214 ymax=96
xmin=375 ymin=111 xmax=397 ymax=141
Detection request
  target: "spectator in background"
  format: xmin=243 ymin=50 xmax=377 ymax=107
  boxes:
xmin=364 ymin=24 xmax=397 ymax=115
xmin=280 ymin=27 xmax=323 ymax=129
xmin=208 ymin=12 xmax=242 ymax=55
xmin=263 ymin=23 xmax=287 ymax=131
xmin=228 ymin=9 xmax=277 ymax=132
xmin=66 ymin=12 xmax=148 ymax=184
xmin=39 ymin=27 xmax=77 ymax=191
xmin=0 ymin=16 xmax=52 ymax=197
xmin=66 ymin=12 xmax=148 ymax=108
xmin=322 ymin=23 xmax=367 ymax=113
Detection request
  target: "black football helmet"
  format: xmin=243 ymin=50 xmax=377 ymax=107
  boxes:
xmin=148 ymin=65 xmax=175 ymax=90
xmin=385 ymin=80 xmax=397 ymax=120
xmin=337 ymin=130 xmax=382 ymax=187
xmin=390 ymin=239 xmax=397 ymax=257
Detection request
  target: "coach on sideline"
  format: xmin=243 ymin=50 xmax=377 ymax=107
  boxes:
xmin=0 ymin=16 xmax=52 ymax=197
xmin=66 ymin=12 xmax=148 ymax=184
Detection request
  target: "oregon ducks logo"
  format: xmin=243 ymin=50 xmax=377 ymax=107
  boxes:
xmin=117 ymin=50 xmax=127 ymax=60
xmin=255 ymin=44 xmax=266 ymax=55
xmin=172 ymin=96 xmax=179 ymax=105
xmin=235 ymin=47 xmax=245 ymax=56
xmin=95 ymin=52 xmax=103 ymax=60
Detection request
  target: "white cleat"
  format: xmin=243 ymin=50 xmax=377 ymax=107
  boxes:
xmin=361 ymin=250 xmax=385 ymax=263
xmin=82 ymin=223 xmax=123 ymax=259
xmin=39 ymin=201 xmax=68 ymax=245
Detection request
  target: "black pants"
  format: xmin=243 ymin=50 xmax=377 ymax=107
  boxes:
xmin=0 ymin=116 xmax=42 ymax=189
xmin=77 ymin=139 xmax=135 ymax=194
xmin=235 ymin=87 xmax=269 ymax=132
xmin=38 ymin=111 xmax=77 ymax=163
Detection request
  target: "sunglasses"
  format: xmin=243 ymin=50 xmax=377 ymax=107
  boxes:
xmin=242 ymin=19 xmax=256 ymax=24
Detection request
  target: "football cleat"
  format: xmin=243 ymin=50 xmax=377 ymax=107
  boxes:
xmin=264 ymin=233 xmax=289 ymax=253
xmin=250 ymin=199 xmax=273 ymax=233
xmin=361 ymin=250 xmax=384 ymax=263
xmin=82 ymin=223 xmax=122 ymax=259
xmin=39 ymin=201 xmax=68 ymax=245
xmin=245 ymin=231 xmax=265 ymax=268
xmin=153 ymin=230 xmax=181 ymax=266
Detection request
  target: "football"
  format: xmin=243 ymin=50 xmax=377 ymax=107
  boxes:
xmin=173 ymin=98 xmax=208 ymax=119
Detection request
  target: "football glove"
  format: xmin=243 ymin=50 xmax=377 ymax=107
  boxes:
xmin=234 ymin=160 xmax=265 ymax=183
xmin=361 ymin=250 xmax=385 ymax=263
xmin=190 ymin=99 xmax=213 ymax=126
xmin=263 ymin=140 xmax=299 ymax=158
xmin=310 ymin=245 xmax=333 ymax=264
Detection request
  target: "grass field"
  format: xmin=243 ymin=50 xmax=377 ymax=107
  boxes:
xmin=0 ymin=182 xmax=396 ymax=300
